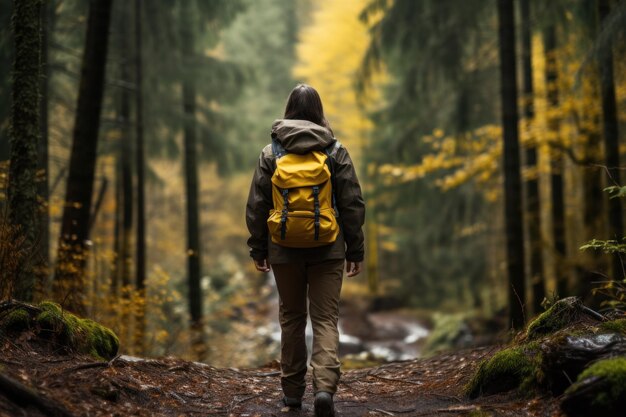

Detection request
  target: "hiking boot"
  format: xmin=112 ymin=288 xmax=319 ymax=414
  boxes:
xmin=314 ymin=392 xmax=335 ymax=417
xmin=282 ymin=396 xmax=302 ymax=408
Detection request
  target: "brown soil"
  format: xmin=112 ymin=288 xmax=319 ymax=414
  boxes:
xmin=0 ymin=334 xmax=563 ymax=417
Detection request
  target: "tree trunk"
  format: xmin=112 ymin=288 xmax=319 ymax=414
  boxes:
xmin=180 ymin=1 xmax=204 ymax=358
xmin=117 ymin=0 xmax=133 ymax=292
xmin=576 ymin=111 xmax=606 ymax=300
xmin=134 ymin=0 xmax=146 ymax=355
xmin=0 ymin=2 xmax=13 ymax=163
xmin=597 ymin=0 xmax=623 ymax=279
xmin=134 ymin=0 xmax=146 ymax=297
xmin=8 ymin=0 xmax=42 ymax=302
xmin=53 ymin=0 xmax=113 ymax=314
xmin=116 ymin=1 xmax=134 ymax=351
xmin=37 ymin=0 xmax=51 ymax=282
xmin=520 ymin=0 xmax=545 ymax=316
xmin=544 ymin=26 xmax=568 ymax=298
xmin=497 ymin=0 xmax=526 ymax=329
xmin=120 ymin=57 xmax=133 ymax=292
xmin=112 ymin=156 xmax=123 ymax=295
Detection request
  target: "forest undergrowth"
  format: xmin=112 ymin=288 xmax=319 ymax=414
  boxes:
xmin=0 ymin=298 xmax=568 ymax=417
xmin=0 ymin=331 xmax=561 ymax=417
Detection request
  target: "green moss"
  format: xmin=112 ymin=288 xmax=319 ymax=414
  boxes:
xmin=570 ymin=358 xmax=626 ymax=408
xmin=36 ymin=301 xmax=68 ymax=335
xmin=422 ymin=313 xmax=470 ymax=355
xmin=468 ymin=410 xmax=492 ymax=417
xmin=599 ymin=319 xmax=626 ymax=335
xmin=39 ymin=301 xmax=63 ymax=314
xmin=76 ymin=318 xmax=119 ymax=360
xmin=34 ymin=301 xmax=119 ymax=360
xmin=526 ymin=297 xmax=583 ymax=341
xmin=0 ymin=301 xmax=119 ymax=360
xmin=539 ymin=327 xmax=593 ymax=349
xmin=465 ymin=345 xmax=541 ymax=398
xmin=2 ymin=308 xmax=31 ymax=331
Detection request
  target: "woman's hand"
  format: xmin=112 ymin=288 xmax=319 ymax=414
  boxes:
xmin=346 ymin=261 xmax=362 ymax=277
xmin=253 ymin=259 xmax=271 ymax=272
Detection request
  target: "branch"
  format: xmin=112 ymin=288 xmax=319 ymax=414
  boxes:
xmin=581 ymin=305 xmax=606 ymax=322
xmin=52 ymin=354 xmax=120 ymax=377
xmin=50 ymin=167 xmax=67 ymax=195
xmin=88 ymin=177 xmax=108 ymax=233
xmin=546 ymin=141 xmax=589 ymax=166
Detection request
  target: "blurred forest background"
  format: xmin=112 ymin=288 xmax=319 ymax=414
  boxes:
xmin=1 ymin=0 xmax=625 ymax=368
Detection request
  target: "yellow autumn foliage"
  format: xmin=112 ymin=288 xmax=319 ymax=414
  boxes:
xmin=375 ymin=29 xmax=626 ymax=203
xmin=294 ymin=0 xmax=386 ymax=165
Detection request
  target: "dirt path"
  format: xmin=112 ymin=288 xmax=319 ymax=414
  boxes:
xmin=0 ymin=340 xmax=562 ymax=417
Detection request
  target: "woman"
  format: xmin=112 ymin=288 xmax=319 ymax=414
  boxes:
xmin=246 ymin=84 xmax=365 ymax=417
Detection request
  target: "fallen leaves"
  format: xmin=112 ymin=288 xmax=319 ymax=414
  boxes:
xmin=0 ymin=337 xmax=563 ymax=417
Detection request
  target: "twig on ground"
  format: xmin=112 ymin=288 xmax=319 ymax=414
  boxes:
xmin=581 ymin=305 xmax=606 ymax=321
xmin=227 ymin=393 xmax=264 ymax=414
xmin=428 ymin=393 xmax=463 ymax=402
xmin=234 ymin=393 xmax=263 ymax=405
xmin=368 ymin=407 xmax=396 ymax=415
xmin=253 ymin=371 xmax=281 ymax=377
xmin=366 ymin=372 xmax=423 ymax=386
xmin=107 ymin=354 xmax=122 ymax=366
xmin=167 ymin=391 xmax=187 ymax=404
xmin=60 ymin=354 xmax=120 ymax=374
xmin=0 ymin=358 xmax=23 ymax=366
xmin=41 ymin=358 xmax=73 ymax=364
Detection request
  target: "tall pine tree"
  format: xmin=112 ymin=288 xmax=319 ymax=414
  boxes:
xmin=498 ymin=0 xmax=526 ymax=329
xmin=8 ymin=0 xmax=42 ymax=301
xmin=54 ymin=0 xmax=113 ymax=313
xmin=597 ymin=0 xmax=623 ymax=279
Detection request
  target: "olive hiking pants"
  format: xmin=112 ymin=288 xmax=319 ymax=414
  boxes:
xmin=272 ymin=258 xmax=344 ymax=398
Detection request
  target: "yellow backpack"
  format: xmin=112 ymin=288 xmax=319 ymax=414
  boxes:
xmin=267 ymin=139 xmax=340 ymax=248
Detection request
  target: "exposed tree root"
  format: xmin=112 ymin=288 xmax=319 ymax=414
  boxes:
xmin=0 ymin=372 xmax=74 ymax=417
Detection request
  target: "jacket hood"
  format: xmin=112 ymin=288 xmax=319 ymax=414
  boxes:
xmin=271 ymin=119 xmax=335 ymax=154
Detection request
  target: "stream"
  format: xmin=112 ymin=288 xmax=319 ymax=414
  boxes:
xmin=259 ymin=272 xmax=431 ymax=363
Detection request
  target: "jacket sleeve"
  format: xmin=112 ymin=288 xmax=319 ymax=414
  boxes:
xmin=246 ymin=147 xmax=274 ymax=260
xmin=333 ymin=146 xmax=365 ymax=262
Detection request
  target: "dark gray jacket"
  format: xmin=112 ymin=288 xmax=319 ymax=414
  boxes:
xmin=246 ymin=119 xmax=365 ymax=264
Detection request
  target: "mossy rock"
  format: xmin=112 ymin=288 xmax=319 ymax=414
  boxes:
xmin=561 ymin=357 xmax=626 ymax=417
xmin=36 ymin=301 xmax=71 ymax=339
xmin=540 ymin=332 xmax=626 ymax=394
xmin=34 ymin=301 xmax=119 ymax=360
xmin=526 ymin=297 xmax=588 ymax=341
xmin=599 ymin=318 xmax=626 ymax=335
xmin=423 ymin=313 xmax=472 ymax=355
xmin=1 ymin=301 xmax=119 ymax=361
xmin=465 ymin=344 xmax=541 ymax=398
xmin=1 ymin=307 xmax=31 ymax=331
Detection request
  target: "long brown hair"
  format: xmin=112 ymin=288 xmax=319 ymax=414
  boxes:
xmin=284 ymin=84 xmax=333 ymax=135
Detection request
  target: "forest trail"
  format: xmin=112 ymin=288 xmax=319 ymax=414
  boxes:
xmin=0 ymin=338 xmax=562 ymax=417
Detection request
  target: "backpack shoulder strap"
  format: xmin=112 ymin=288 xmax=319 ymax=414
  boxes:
xmin=324 ymin=140 xmax=341 ymax=177
xmin=271 ymin=134 xmax=287 ymax=159
xmin=324 ymin=140 xmax=341 ymax=218
xmin=324 ymin=140 xmax=342 ymax=158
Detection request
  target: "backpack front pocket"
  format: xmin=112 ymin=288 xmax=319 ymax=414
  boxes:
xmin=268 ymin=208 xmax=339 ymax=248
